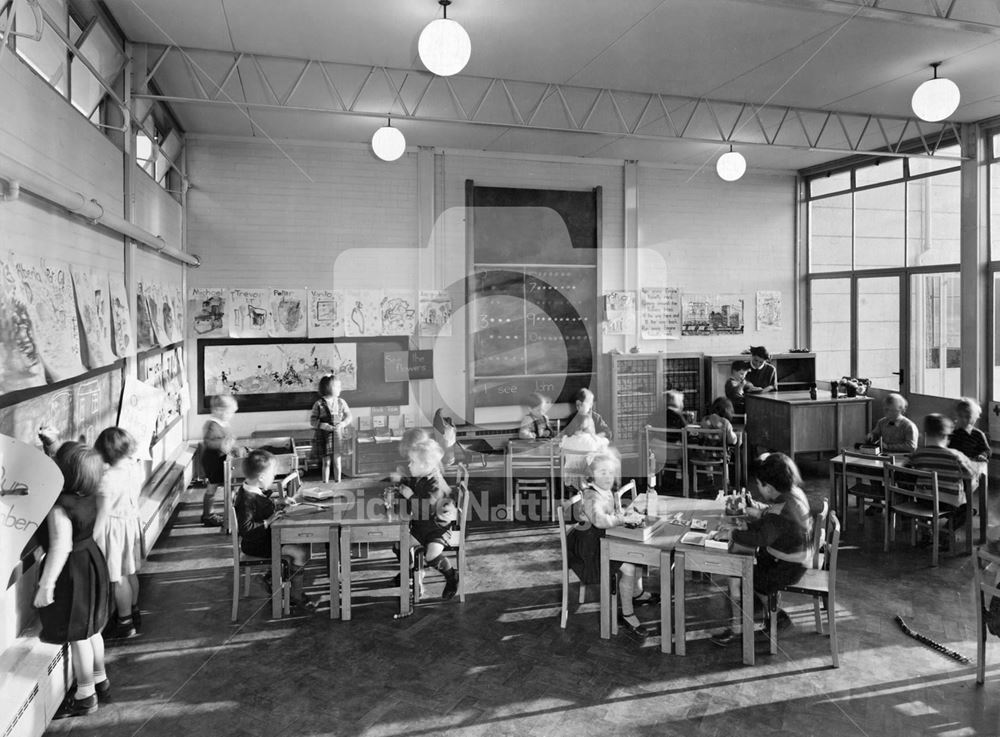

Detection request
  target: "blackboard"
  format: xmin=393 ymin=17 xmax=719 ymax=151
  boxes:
xmin=384 ymin=350 xmax=433 ymax=382
xmin=197 ymin=337 xmax=409 ymax=412
xmin=468 ymin=183 xmax=600 ymax=407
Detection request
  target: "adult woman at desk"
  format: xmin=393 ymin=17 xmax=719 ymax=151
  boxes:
xmin=745 ymin=346 xmax=778 ymax=394
xmin=562 ymin=388 xmax=611 ymax=440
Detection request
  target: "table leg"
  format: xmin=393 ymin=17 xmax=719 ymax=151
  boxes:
xmin=328 ymin=526 xmax=339 ymax=620
xmin=271 ymin=525 xmax=283 ymax=619
xmin=399 ymin=522 xmax=410 ymax=616
xmin=980 ymin=476 xmax=989 ymax=545
xmin=659 ymin=550 xmax=672 ymax=654
xmin=504 ymin=452 xmax=514 ymax=522
xmin=741 ymin=563 xmax=755 ymax=666
xmin=674 ymin=551 xmax=686 ymax=656
xmin=600 ymin=538 xmax=610 ymax=639
xmin=340 ymin=527 xmax=352 ymax=621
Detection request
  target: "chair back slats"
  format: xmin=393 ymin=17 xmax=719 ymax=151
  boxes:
xmin=560 ymin=447 xmax=595 ymax=496
xmin=885 ymin=462 xmax=940 ymax=507
xmin=974 ymin=545 xmax=1000 ymax=683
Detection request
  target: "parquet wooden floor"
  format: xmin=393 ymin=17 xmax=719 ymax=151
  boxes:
xmin=43 ymin=461 xmax=1000 ymax=737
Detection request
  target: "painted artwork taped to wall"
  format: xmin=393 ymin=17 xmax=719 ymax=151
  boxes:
xmin=682 ymin=294 xmax=745 ymax=336
xmin=10 ymin=255 xmax=85 ymax=382
xmin=136 ymin=282 xmax=155 ymax=350
xmin=603 ymin=290 xmax=636 ymax=336
xmin=202 ymin=342 xmax=358 ymax=400
xmin=755 ymin=290 xmax=782 ymax=331
xmin=419 ymin=290 xmax=452 ymax=337
xmin=142 ymin=281 xmax=168 ymax=346
xmin=268 ymin=288 xmax=307 ymax=338
xmin=229 ymin=288 xmax=270 ymax=338
xmin=168 ymin=286 xmax=184 ymax=344
xmin=344 ymin=290 xmax=382 ymax=337
xmin=306 ymin=289 xmax=344 ymax=338
xmin=188 ymin=287 xmax=228 ymax=338
xmin=71 ymin=266 xmax=115 ymax=369
xmin=108 ymin=274 xmax=133 ymax=358
xmin=380 ymin=290 xmax=417 ymax=336
xmin=0 ymin=253 xmax=46 ymax=392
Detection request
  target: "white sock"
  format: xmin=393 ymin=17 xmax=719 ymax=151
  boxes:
xmin=75 ymin=680 xmax=96 ymax=699
xmin=93 ymin=669 xmax=107 ymax=684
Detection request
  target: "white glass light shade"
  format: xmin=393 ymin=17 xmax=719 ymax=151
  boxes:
xmin=371 ymin=125 xmax=406 ymax=161
xmin=418 ymin=18 xmax=471 ymax=76
xmin=716 ymin=150 xmax=747 ymax=182
xmin=911 ymin=77 xmax=960 ymax=122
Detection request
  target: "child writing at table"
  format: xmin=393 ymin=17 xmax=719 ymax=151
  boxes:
xmin=519 ymin=392 xmax=554 ymax=439
xmin=233 ymin=450 xmax=312 ymax=611
xmin=200 ymin=394 xmax=238 ymax=527
xmin=310 ymin=375 xmax=353 ymax=483
xmin=397 ymin=439 xmax=460 ymax=600
xmin=866 ymin=393 xmax=918 ymax=454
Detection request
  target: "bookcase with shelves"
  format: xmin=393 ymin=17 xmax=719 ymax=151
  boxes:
xmin=705 ymin=352 xmax=816 ymax=406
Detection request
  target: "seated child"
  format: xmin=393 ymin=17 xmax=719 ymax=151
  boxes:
xmin=866 ymin=393 xmax=918 ymax=454
xmin=645 ymin=390 xmax=687 ymax=431
xmin=397 ymin=439 xmax=460 ymax=600
xmin=560 ymin=416 xmax=609 ymax=491
xmin=724 ymin=360 xmax=759 ymax=415
xmin=562 ymin=388 xmax=611 ymax=440
xmin=948 ymin=397 xmax=991 ymax=490
xmin=566 ymin=451 xmax=656 ymax=638
xmin=908 ymin=413 xmax=978 ymax=525
xmin=519 ymin=392 xmax=554 ymax=439
xmin=690 ymin=398 xmax=740 ymax=491
xmin=233 ymin=450 xmax=312 ymax=610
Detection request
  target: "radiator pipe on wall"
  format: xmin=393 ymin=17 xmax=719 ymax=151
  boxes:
xmin=0 ymin=153 xmax=200 ymax=268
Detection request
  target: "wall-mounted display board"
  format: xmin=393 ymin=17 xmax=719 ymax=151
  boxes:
xmin=198 ymin=337 xmax=409 ymax=412
xmin=467 ymin=182 xmax=600 ymax=408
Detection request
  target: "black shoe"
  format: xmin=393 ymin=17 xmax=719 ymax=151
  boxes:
xmin=441 ymin=570 xmax=459 ymax=600
xmin=617 ymin=613 xmax=650 ymax=638
xmin=711 ymin=628 xmax=737 ymax=647
xmin=131 ymin=606 xmax=142 ymax=632
xmin=108 ymin=619 xmax=138 ymax=640
xmin=390 ymin=573 xmax=401 ymax=586
xmin=95 ymin=679 xmax=111 ymax=703
xmin=201 ymin=513 xmax=223 ymax=527
xmin=53 ymin=694 xmax=98 ymax=719
xmin=633 ymin=592 xmax=661 ymax=607
xmin=764 ymin=609 xmax=793 ymax=631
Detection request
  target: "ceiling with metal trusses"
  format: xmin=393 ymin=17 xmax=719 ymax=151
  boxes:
xmin=100 ymin=0 xmax=1000 ymax=172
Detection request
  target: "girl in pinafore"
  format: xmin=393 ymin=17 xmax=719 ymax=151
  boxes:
xmin=310 ymin=375 xmax=352 ymax=483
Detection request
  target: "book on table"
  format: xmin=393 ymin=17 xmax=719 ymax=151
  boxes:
xmin=680 ymin=528 xmax=731 ymax=550
xmin=608 ymin=515 xmax=669 ymax=541
xmin=300 ymin=486 xmax=337 ymax=501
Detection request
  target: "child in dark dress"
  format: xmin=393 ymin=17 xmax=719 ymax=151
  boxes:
xmin=34 ymin=442 xmax=112 ymax=718
xmin=310 ymin=375 xmax=352 ymax=483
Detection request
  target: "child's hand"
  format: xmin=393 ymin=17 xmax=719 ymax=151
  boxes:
xmin=622 ymin=510 xmax=644 ymax=526
xmin=319 ymin=422 xmax=335 ymax=432
xmin=33 ymin=585 xmax=54 ymax=608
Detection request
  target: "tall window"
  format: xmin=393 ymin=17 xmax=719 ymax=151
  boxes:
xmin=805 ymin=145 xmax=962 ymax=398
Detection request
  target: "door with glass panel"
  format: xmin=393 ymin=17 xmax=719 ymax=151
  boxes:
xmin=856 ymin=275 xmax=903 ymax=391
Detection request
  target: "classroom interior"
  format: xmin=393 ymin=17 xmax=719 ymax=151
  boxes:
xmin=3 ymin=1 xmax=1000 ymax=736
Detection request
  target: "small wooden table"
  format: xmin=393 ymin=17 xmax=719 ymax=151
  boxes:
xmin=269 ymin=503 xmax=343 ymax=620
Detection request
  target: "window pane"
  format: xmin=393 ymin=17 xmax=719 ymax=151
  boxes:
xmin=855 ymin=159 xmax=903 ymax=187
xmin=858 ymin=277 xmax=900 ymax=390
xmin=910 ymin=272 xmax=961 ymax=398
xmin=809 ymin=171 xmax=851 ymax=198
xmin=809 ymin=193 xmax=852 ymax=273
xmin=809 ymin=278 xmax=851 ymax=382
xmin=908 ymin=144 xmax=962 ymax=176
xmin=907 ymin=171 xmax=960 ymax=266
xmin=13 ymin=0 xmax=68 ymax=95
xmin=855 ymin=184 xmax=904 ymax=269
xmin=992 ymin=162 xmax=1000 ymax=262
xmin=70 ymin=20 xmax=123 ymax=118
xmin=994 ymin=273 xmax=1000 ymax=398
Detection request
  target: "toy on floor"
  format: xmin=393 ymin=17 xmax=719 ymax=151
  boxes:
xmin=894 ymin=615 xmax=970 ymax=663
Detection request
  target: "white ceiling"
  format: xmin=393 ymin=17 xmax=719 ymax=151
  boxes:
xmin=102 ymin=0 xmax=1000 ymax=171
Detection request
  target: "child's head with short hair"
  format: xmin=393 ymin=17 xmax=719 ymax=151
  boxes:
xmin=710 ymin=396 xmax=735 ymax=422
xmin=524 ymin=391 xmax=551 ymax=415
xmin=319 ymin=374 xmax=342 ymax=398
xmin=749 ymin=345 xmax=770 ymax=368
xmin=730 ymin=360 xmax=750 ymax=378
xmin=399 ymin=427 xmax=430 ymax=459
xmin=923 ymin=413 xmax=953 ymax=444
xmin=55 ymin=442 xmax=105 ymax=498
xmin=883 ymin=393 xmax=907 ymax=420
xmin=407 ymin=439 xmax=444 ymax=477
xmin=210 ymin=393 xmax=238 ymax=421
xmin=573 ymin=388 xmax=595 ymax=414
xmin=95 ymin=426 xmax=137 ymax=466
xmin=665 ymin=390 xmax=684 ymax=411
xmin=955 ymin=397 xmax=982 ymax=428
xmin=588 ymin=450 xmax=620 ymax=490
xmin=750 ymin=452 xmax=801 ymax=498
xmin=243 ymin=449 xmax=277 ymax=488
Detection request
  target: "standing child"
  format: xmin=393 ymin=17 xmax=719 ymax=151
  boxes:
xmin=233 ymin=450 xmax=313 ymax=610
xmin=519 ymin=392 xmax=554 ymax=439
xmin=397 ymin=439 xmax=460 ymax=600
xmin=200 ymin=394 xmax=238 ymax=526
xmin=94 ymin=427 xmax=143 ymax=639
xmin=34 ymin=442 xmax=112 ymax=718
xmin=310 ymin=375 xmax=353 ymax=483
xmin=866 ymin=393 xmax=918 ymax=454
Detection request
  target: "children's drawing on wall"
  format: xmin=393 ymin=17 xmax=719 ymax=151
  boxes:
xmin=11 ymin=255 xmax=85 ymax=382
xmin=188 ymin=287 xmax=228 ymax=337
xmin=344 ymin=290 xmax=382 ymax=337
xmin=70 ymin=266 xmax=115 ymax=369
xmin=602 ymin=290 xmax=636 ymax=336
xmin=143 ymin=281 xmax=168 ymax=346
xmin=755 ymin=290 xmax=783 ymax=331
xmin=0 ymin=253 xmax=46 ymax=391
xmin=203 ymin=342 xmax=358 ymax=397
xmin=136 ymin=282 xmax=155 ymax=351
xmin=306 ymin=289 xmax=344 ymax=338
xmin=268 ymin=288 xmax=307 ymax=338
xmin=108 ymin=274 xmax=133 ymax=358
xmin=380 ymin=290 xmax=416 ymax=336
xmin=681 ymin=293 xmax=744 ymax=336
xmin=639 ymin=287 xmax=681 ymax=340
xmin=419 ymin=290 xmax=452 ymax=337
xmin=229 ymin=288 xmax=270 ymax=338
xmin=169 ymin=286 xmax=184 ymax=343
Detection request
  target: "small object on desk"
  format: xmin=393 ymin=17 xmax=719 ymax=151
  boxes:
xmin=680 ymin=530 xmax=708 ymax=546
xmin=301 ymin=486 xmax=338 ymax=501
xmin=809 ymin=383 xmax=817 ymax=400
xmin=690 ymin=518 xmax=708 ymax=532
xmin=830 ymin=381 xmax=839 ymax=399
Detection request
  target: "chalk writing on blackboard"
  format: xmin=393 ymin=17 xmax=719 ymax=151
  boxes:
xmin=384 ymin=350 xmax=433 ymax=382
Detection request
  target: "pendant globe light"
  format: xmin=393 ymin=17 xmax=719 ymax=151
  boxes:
xmin=716 ymin=145 xmax=747 ymax=182
xmin=371 ymin=117 xmax=406 ymax=162
xmin=418 ymin=0 xmax=471 ymax=77
xmin=911 ymin=62 xmax=960 ymax=122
